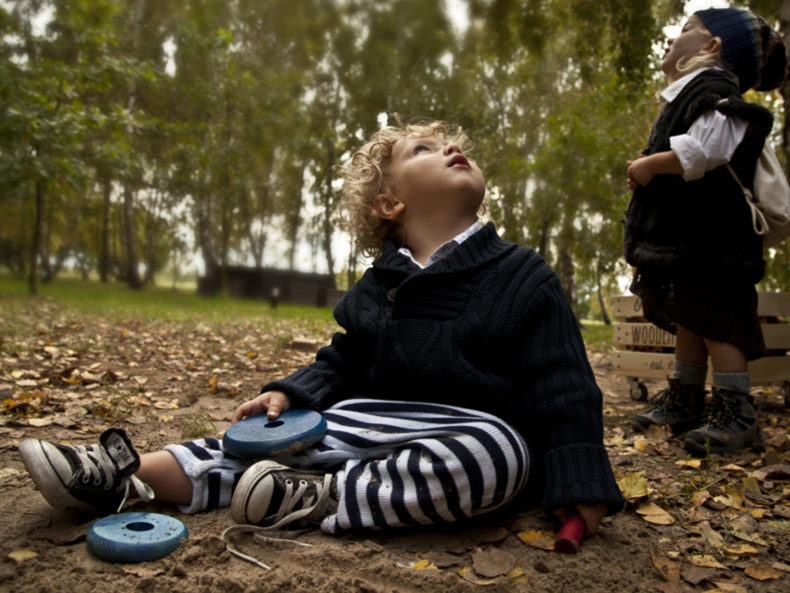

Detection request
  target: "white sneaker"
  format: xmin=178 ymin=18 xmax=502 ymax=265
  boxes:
xmin=231 ymin=460 xmax=335 ymax=529
xmin=19 ymin=428 xmax=153 ymax=513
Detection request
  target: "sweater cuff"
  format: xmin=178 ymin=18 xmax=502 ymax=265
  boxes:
xmin=542 ymin=444 xmax=625 ymax=515
xmin=259 ymin=366 xmax=331 ymax=410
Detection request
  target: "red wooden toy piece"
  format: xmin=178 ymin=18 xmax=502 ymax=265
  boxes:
xmin=555 ymin=512 xmax=585 ymax=554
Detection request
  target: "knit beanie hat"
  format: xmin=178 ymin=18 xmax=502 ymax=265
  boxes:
xmin=695 ymin=8 xmax=787 ymax=91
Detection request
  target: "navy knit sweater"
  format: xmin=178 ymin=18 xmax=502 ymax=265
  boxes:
xmin=261 ymin=223 xmax=624 ymax=515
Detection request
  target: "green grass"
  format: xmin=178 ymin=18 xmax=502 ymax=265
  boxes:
xmin=0 ymin=272 xmax=336 ymax=326
xmin=0 ymin=271 xmax=616 ymax=351
xmin=579 ymin=319 xmax=614 ymax=352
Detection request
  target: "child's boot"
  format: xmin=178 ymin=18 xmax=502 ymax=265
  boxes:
xmin=683 ymin=386 xmax=761 ymax=457
xmin=631 ymin=377 xmax=705 ymax=434
xmin=18 ymin=427 xmax=154 ymax=514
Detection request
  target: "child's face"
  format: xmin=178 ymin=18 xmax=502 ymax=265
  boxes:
xmin=662 ymin=15 xmax=713 ymax=80
xmin=385 ymin=133 xmax=485 ymax=222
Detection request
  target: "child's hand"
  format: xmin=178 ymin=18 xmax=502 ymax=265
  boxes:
xmin=231 ymin=390 xmax=291 ymax=423
xmin=553 ymin=504 xmax=607 ymax=536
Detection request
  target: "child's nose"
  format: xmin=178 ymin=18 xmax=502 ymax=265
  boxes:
xmin=444 ymin=143 xmax=461 ymax=155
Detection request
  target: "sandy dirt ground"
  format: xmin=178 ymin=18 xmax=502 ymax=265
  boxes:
xmin=0 ymin=301 xmax=788 ymax=593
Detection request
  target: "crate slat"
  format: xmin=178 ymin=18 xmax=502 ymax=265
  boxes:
xmin=612 ymin=292 xmax=790 ymax=321
xmin=611 ymin=351 xmax=790 ymax=385
xmin=614 ymin=322 xmax=790 ymax=350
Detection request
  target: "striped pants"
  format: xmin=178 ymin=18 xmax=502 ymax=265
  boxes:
xmin=165 ymin=399 xmax=529 ymax=534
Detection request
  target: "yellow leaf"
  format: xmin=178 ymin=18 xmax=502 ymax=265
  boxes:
xmin=636 ymin=502 xmax=675 ymax=525
xmin=691 ymin=490 xmax=710 ymax=507
xmin=618 ymin=471 xmax=649 ymax=501
xmin=458 ymin=566 xmax=498 ymax=586
xmin=676 ymin=458 xmax=702 ymax=469
xmin=517 ymin=530 xmax=555 ymax=550
xmin=411 ymin=559 xmax=438 ymax=570
xmin=688 ymin=554 xmax=727 ymax=569
xmin=507 ymin=568 xmax=529 ymax=584
xmin=721 ymin=543 xmax=759 ymax=556
xmin=2 ymin=398 xmax=19 ymax=409
xmin=711 ymin=582 xmax=749 ymax=593
xmin=8 ymin=550 xmax=38 ymax=563
xmin=158 ymin=414 xmax=174 ymax=423
xmin=744 ymin=564 xmax=784 ymax=581
xmin=721 ymin=463 xmax=745 ymax=473
xmin=633 ymin=436 xmax=647 ymax=453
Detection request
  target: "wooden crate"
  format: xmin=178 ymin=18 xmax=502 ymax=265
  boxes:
xmin=610 ymin=292 xmax=790 ymax=402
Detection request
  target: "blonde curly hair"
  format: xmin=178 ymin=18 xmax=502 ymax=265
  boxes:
xmin=340 ymin=119 xmax=477 ymax=258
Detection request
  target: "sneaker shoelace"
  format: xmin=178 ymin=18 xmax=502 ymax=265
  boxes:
xmin=221 ymin=473 xmax=333 ymax=570
xmin=72 ymin=443 xmax=154 ymax=512
xmin=267 ymin=474 xmax=333 ymax=530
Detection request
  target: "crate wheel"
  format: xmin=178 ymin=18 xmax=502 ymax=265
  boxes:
xmin=627 ymin=377 xmax=648 ymax=401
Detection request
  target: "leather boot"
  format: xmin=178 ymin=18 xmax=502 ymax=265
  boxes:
xmin=631 ymin=377 xmax=705 ymax=435
xmin=683 ymin=386 xmax=761 ymax=457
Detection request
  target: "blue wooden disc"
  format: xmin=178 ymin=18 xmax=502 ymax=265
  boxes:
xmin=223 ymin=409 xmax=327 ymax=459
xmin=87 ymin=512 xmax=188 ymax=563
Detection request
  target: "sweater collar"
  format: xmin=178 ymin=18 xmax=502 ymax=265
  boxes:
xmin=373 ymin=222 xmax=516 ymax=275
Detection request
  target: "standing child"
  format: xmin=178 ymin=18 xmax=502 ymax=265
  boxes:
xmin=624 ymin=9 xmax=787 ymax=456
xmin=20 ymin=120 xmax=624 ymax=540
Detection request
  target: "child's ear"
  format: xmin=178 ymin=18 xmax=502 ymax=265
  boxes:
xmin=373 ymin=193 xmax=405 ymax=220
xmin=702 ymin=36 xmax=722 ymax=57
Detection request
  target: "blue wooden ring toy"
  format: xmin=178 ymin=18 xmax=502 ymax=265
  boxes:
xmin=87 ymin=512 xmax=188 ymax=563
xmin=223 ymin=408 xmax=327 ymax=459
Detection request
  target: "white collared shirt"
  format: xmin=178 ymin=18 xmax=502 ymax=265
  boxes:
xmin=663 ymin=67 xmax=748 ymax=181
xmin=398 ymin=220 xmax=484 ymax=269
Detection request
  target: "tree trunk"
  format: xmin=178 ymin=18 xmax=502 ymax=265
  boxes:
xmin=196 ymin=190 xmax=219 ymax=292
xmin=121 ymin=0 xmax=145 ymax=290
xmin=556 ymin=247 xmax=577 ymax=318
xmin=99 ymin=175 xmax=112 ymax=282
xmin=596 ymin=265 xmax=611 ymax=326
xmin=321 ymin=139 xmax=336 ymax=279
xmin=27 ymin=178 xmax=45 ymax=296
xmin=123 ymin=184 xmax=142 ymax=289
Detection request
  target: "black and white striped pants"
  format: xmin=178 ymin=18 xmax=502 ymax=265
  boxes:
xmin=165 ymin=399 xmax=529 ymax=533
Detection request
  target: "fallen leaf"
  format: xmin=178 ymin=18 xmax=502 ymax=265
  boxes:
xmin=458 ymin=566 xmax=498 ymax=586
xmin=517 ymin=530 xmax=555 ymax=550
xmin=680 ymin=564 xmax=715 ymax=586
xmin=676 ymin=459 xmax=702 ymax=469
xmin=410 ymin=559 xmax=439 ymax=571
xmin=471 ymin=547 xmax=514 ymax=578
xmin=711 ymin=582 xmax=748 ymax=593
xmin=636 ymin=502 xmax=675 ymax=525
xmin=618 ymin=471 xmax=649 ymax=501
xmin=730 ymin=530 xmax=767 ymax=546
xmin=650 ymin=547 xmax=680 ymax=582
xmin=721 ymin=544 xmax=759 ymax=557
xmin=743 ymin=564 xmax=783 ymax=581
xmin=8 ymin=550 xmax=38 ymax=563
xmin=720 ymin=463 xmax=745 ymax=473
xmin=691 ymin=490 xmax=711 ymax=507
xmin=28 ymin=417 xmax=53 ymax=427
xmin=687 ymin=554 xmax=726 ymax=569
xmin=507 ymin=567 xmax=529 ymax=584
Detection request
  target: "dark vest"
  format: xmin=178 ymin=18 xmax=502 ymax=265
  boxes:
xmin=623 ymin=69 xmax=771 ymax=280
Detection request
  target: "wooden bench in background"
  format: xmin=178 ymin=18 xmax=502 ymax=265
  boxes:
xmin=610 ymin=292 xmax=790 ymax=406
